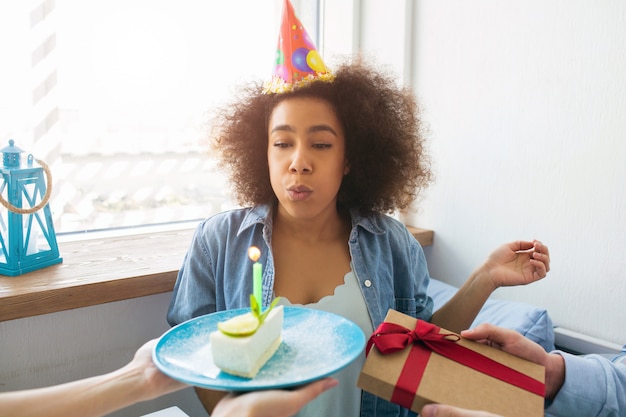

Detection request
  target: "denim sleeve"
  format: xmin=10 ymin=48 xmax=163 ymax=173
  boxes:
xmin=546 ymin=352 xmax=626 ymax=417
xmin=166 ymin=223 xmax=217 ymax=326
xmin=393 ymin=223 xmax=433 ymax=322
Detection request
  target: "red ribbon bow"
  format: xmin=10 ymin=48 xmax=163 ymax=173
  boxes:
xmin=366 ymin=320 xmax=544 ymax=410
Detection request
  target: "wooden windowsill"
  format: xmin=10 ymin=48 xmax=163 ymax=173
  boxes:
xmin=0 ymin=225 xmax=433 ymax=322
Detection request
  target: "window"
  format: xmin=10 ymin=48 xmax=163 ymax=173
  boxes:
xmin=0 ymin=0 xmax=324 ymax=235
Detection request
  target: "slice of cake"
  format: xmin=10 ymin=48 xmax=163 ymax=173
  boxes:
xmin=210 ymin=302 xmax=283 ymax=378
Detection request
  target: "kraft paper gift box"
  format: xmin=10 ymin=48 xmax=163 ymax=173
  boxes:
xmin=357 ymin=309 xmax=545 ymax=417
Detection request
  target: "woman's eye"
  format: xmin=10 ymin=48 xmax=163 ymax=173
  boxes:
xmin=313 ymin=143 xmax=332 ymax=149
xmin=273 ymin=141 xmax=290 ymax=148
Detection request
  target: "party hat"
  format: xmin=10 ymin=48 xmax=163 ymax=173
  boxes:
xmin=263 ymin=0 xmax=334 ymax=94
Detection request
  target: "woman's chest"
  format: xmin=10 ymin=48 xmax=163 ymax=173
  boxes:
xmin=272 ymin=238 xmax=351 ymax=304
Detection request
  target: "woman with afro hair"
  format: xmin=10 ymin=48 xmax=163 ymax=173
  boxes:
xmin=167 ymin=56 xmax=550 ymax=417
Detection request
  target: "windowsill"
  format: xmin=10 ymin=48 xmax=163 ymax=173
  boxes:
xmin=0 ymin=225 xmax=433 ymax=322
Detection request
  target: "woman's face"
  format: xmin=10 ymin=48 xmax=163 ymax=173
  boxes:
xmin=267 ymin=97 xmax=349 ymax=221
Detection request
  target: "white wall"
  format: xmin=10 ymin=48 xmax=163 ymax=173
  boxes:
xmin=355 ymin=1 xmax=625 ymax=345
xmin=325 ymin=1 xmax=626 ymax=347
xmin=0 ymin=293 xmax=208 ymax=417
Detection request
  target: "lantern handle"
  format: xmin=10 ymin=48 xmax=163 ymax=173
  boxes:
xmin=0 ymin=158 xmax=53 ymax=214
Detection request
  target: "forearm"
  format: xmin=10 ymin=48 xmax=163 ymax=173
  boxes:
xmin=0 ymin=366 xmax=147 ymax=417
xmin=430 ymin=268 xmax=496 ymax=333
xmin=544 ymin=352 xmax=565 ymax=400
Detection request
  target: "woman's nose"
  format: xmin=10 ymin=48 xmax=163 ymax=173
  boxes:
xmin=289 ymin=148 xmax=312 ymax=174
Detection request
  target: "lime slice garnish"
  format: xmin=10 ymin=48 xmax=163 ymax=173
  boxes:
xmin=217 ymin=312 xmax=260 ymax=337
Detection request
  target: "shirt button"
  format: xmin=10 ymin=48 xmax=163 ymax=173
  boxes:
xmin=364 ymin=280 xmax=372 ymax=287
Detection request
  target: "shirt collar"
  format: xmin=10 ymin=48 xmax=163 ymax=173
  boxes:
xmin=238 ymin=204 xmax=273 ymax=235
xmin=349 ymin=208 xmax=386 ymax=235
xmin=238 ymin=204 xmax=386 ymax=236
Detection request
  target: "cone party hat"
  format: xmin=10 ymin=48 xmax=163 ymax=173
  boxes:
xmin=263 ymin=0 xmax=334 ymax=94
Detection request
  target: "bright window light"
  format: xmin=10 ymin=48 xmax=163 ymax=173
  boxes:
xmin=1 ymin=0 xmax=319 ymax=234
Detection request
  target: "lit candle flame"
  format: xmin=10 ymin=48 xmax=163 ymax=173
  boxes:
xmin=248 ymin=246 xmax=261 ymax=262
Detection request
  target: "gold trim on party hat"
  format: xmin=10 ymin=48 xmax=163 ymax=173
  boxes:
xmin=262 ymin=0 xmax=334 ymax=94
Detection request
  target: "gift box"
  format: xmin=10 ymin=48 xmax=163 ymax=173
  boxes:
xmin=357 ymin=310 xmax=545 ymax=417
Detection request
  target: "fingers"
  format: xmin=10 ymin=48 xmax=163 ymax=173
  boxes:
xmin=460 ymin=323 xmax=519 ymax=347
xmin=421 ymin=403 xmax=502 ymax=417
xmin=511 ymin=240 xmax=535 ymax=253
xmin=461 ymin=323 xmax=547 ymax=365
xmin=516 ymin=240 xmax=550 ymax=280
xmin=512 ymin=240 xmax=548 ymax=256
xmin=212 ymin=378 xmax=338 ymax=417
xmin=532 ymin=240 xmax=550 ymax=273
xmin=530 ymin=258 xmax=548 ymax=280
xmin=292 ymin=378 xmax=338 ymax=404
xmin=271 ymin=378 xmax=339 ymax=416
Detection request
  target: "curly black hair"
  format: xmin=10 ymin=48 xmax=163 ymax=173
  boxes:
xmin=209 ymin=56 xmax=432 ymax=215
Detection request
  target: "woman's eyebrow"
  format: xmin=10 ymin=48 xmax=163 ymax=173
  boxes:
xmin=308 ymin=125 xmax=337 ymax=136
xmin=270 ymin=124 xmax=295 ymax=134
xmin=270 ymin=124 xmax=337 ymax=136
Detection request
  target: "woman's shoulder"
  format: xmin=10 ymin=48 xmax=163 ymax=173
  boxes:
xmin=358 ymin=212 xmax=411 ymax=233
xmin=354 ymin=211 xmax=418 ymax=245
xmin=194 ymin=209 xmax=241 ymax=235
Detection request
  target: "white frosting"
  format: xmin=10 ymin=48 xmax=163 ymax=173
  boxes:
xmin=210 ymin=305 xmax=284 ymax=378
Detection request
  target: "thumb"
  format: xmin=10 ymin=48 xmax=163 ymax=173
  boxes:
xmin=421 ymin=404 xmax=501 ymax=417
xmin=420 ymin=404 xmax=439 ymax=417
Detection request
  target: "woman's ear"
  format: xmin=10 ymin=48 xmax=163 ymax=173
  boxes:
xmin=344 ymin=160 xmax=350 ymax=175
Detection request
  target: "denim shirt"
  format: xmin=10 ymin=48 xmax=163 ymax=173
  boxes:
xmin=167 ymin=204 xmax=434 ymax=417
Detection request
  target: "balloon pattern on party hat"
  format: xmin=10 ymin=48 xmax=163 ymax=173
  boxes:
xmin=263 ymin=0 xmax=334 ymax=94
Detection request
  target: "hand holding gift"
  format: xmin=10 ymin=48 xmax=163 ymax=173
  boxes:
xmin=358 ymin=310 xmax=545 ymax=417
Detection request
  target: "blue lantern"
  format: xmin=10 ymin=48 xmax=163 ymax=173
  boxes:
xmin=0 ymin=140 xmax=62 ymax=276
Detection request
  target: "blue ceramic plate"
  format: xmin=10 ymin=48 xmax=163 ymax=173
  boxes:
xmin=153 ymin=306 xmax=366 ymax=391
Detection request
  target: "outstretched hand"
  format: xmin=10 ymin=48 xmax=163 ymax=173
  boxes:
xmin=461 ymin=324 xmax=549 ymax=368
xmin=125 ymin=339 xmax=187 ymax=401
xmin=429 ymin=240 xmax=550 ymax=334
xmin=461 ymin=323 xmax=565 ymax=399
xmin=482 ymin=240 xmax=550 ymax=288
xmin=419 ymin=321 xmax=567 ymax=416
xmin=211 ymin=378 xmax=338 ymax=417
xmin=421 ymin=403 xmax=502 ymax=417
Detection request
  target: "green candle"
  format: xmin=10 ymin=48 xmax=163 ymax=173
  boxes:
xmin=248 ymin=246 xmax=262 ymax=307
xmin=253 ymin=262 xmax=262 ymax=307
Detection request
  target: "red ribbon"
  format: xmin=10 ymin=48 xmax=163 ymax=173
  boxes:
xmin=366 ymin=319 xmax=545 ymax=409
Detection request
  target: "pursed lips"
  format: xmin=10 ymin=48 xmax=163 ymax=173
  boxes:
xmin=287 ymin=185 xmax=312 ymax=201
